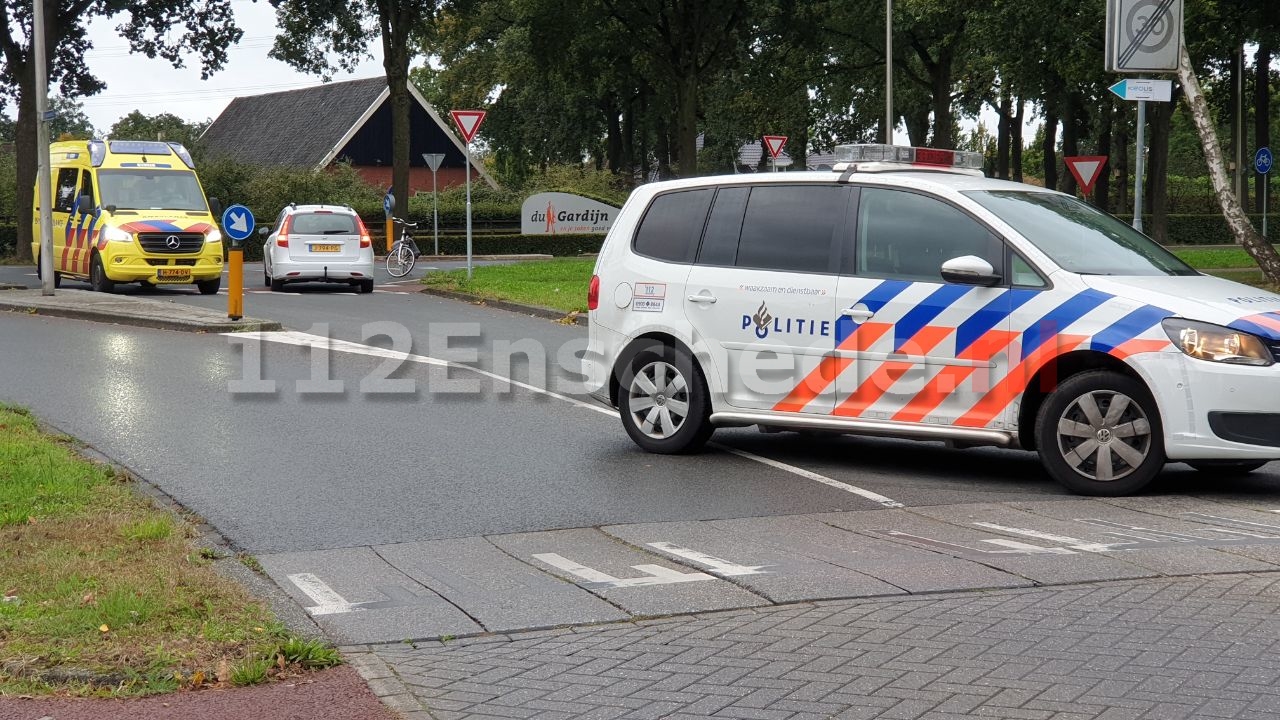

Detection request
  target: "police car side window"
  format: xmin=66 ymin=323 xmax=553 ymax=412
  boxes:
xmin=54 ymin=168 xmax=79 ymax=213
xmin=697 ymin=187 xmax=749 ymax=266
xmin=856 ymin=188 xmax=1004 ymax=282
xmin=633 ymin=189 xmax=714 ymax=264
xmin=735 ymin=185 xmax=844 ymax=274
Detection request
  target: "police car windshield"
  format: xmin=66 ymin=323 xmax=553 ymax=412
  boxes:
xmin=965 ymin=190 xmax=1197 ymax=277
xmin=98 ymin=170 xmax=208 ymax=212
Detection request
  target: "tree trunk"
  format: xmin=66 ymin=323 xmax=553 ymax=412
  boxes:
xmin=1229 ymin=47 xmax=1246 ymax=212
xmin=674 ymin=74 xmax=699 ymax=177
xmin=1255 ymin=43 xmax=1272 ymax=228
xmin=604 ymin=96 xmax=622 ymax=174
xmin=904 ymin=107 xmax=929 ymax=147
xmin=655 ymin=115 xmax=671 ymax=180
xmin=1178 ymin=44 xmax=1280 ymax=283
xmin=383 ymin=38 xmax=411 ymax=219
xmin=14 ymin=83 xmax=36 ymax=262
xmin=1147 ymin=100 xmax=1172 ymax=243
xmin=622 ymin=95 xmax=636 ymax=178
xmin=1096 ymin=99 xmax=1112 ymax=210
xmin=1011 ymin=99 xmax=1024 ymax=182
xmin=929 ymin=61 xmax=954 ymax=149
xmin=1059 ymin=96 xmax=1080 ymax=196
xmin=996 ymin=91 xmax=1011 ymax=180
xmin=1041 ymin=111 xmax=1058 ymax=190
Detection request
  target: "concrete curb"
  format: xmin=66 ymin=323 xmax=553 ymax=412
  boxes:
xmin=0 ymin=288 xmax=282 ymax=333
xmin=419 ymin=285 xmax=587 ymax=326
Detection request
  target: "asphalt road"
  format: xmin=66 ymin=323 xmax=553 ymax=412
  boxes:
xmin=4 ymin=263 xmax=1280 ymax=643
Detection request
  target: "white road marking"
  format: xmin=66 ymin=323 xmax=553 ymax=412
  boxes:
xmin=714 ymin=444 xmax=905 ymax=508
xmin=228 ymin=331 xmax=904 ymax=507
xmin=531 ymin=553 xmax=714 ymax=588
xmin=646 ymin=542 xmax=771 ymax=576
xmin=972 ymin=522 xmax=1085 ymax=544
xmin=289 ymin=573 xmax=363 ymax=616
xmin=979 ymin=538 xmax=1076 ymax=554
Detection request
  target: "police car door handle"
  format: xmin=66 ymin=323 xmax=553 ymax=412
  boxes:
xmin=687 ymin=293 xmax=717 ymax=304
xmin=842 ymin=306 xmax=875 ymax=321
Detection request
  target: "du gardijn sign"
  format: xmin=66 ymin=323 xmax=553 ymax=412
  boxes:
xmin=522 ymin=192 xmax=619 ymax=235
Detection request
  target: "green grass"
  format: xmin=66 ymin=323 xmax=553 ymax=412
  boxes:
xmin=1170 ymin=246 xmax=1276 ymax=269
xmin=423 ymin=257 xmax=595 ymax=314
xmin=0 ymin=405 xmax=342 ymax=697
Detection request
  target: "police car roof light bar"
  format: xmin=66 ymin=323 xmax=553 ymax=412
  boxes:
xmin=833 ymin=143 xmax=984 ymax=172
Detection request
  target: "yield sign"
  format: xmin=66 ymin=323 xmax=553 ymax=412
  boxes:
xmin=1064 ymin=155 xmax=1108 ymax=195
xmin=450 ymin=110 xmax=486 ymax=144
xmin=763 ymin=135 xmax=788 ymax=159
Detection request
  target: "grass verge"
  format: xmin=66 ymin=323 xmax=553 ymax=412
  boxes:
xmin=1170 ymin=245 xmax=1280 ymax=270
xmin=0 ymin=405 xmax=339 ymax=697
xmin=423 ymin=257 xmax=594 ymax=314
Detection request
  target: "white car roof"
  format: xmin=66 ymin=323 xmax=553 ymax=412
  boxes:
xmin=286 ymin=204 xmax=358 ymax=214
xmin=635 ymin=170 xmax=1058 ymax=198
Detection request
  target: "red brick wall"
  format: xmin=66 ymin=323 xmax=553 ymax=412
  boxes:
xmin=350 ymin=166 xmax=483 ymax=194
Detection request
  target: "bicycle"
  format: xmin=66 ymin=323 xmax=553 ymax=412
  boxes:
xmin=385 ymin=217 xmax=422 ymax=278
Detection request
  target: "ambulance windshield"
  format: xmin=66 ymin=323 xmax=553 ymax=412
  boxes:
xmin=965 ymin=190 xmax=1197 ymax=277
xmin=98 ymin=169 xmax=208 ymax=212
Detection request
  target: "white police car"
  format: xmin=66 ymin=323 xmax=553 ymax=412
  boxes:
xmin=584 ymin=144 xmax=1280 ymax=496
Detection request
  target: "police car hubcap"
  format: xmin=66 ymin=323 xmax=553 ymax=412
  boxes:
xmin=628 ymin=361 xmax=690 ymax=440
xmin=1057 ymin=390 xmax=1152 ymax=482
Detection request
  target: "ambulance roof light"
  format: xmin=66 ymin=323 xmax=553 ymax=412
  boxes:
xmin=167 ymin=142 xmax=196 ymax=169
xmin=87 ymin=139 xmax=106 ymax=167
xmin=833 ymin=143 xmax=984 ymax=172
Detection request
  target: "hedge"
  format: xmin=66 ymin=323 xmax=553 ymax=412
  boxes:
xmin=228 ymin=233 xmax=605 ymax=263
xmin=1121 ymin=214 xmax=1273 ymax=245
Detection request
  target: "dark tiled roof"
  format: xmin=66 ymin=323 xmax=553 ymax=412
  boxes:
xmin=199 ymin=77 xmax=387 ymax=167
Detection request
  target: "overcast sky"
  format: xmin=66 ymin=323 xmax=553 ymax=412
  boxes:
xmin=74 ymin=0 xmax=383 ymax=132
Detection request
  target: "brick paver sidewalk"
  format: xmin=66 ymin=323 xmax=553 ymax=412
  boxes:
xmin=366 ymin=573 xmax=1280 ymax=719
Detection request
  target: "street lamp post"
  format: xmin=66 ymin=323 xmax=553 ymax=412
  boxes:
xmin=885 ymin=0 xmax=893 ymax=145
xmin=34 ymin=0 xmax=55 ymax=295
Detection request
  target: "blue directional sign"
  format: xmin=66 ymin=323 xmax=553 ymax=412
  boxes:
xmin=383 ymin=188 xmax=394 ymax=216
xmin=1256 ymin=147 xmax=1273 ymax=176
xmin=221 ymin=204 xmax=255 ymax=242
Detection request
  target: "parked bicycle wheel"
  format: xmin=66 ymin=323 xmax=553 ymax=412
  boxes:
xmin=385 ymin=243 xmax=416 ymax=278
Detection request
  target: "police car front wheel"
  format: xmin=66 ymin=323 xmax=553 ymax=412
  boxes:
xmin=1035 ymin=370 xmax=1165 ymax=496
xmin=618 ymin=344 xmax=713 ymax=454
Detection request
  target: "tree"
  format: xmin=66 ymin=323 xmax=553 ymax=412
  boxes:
xmin=0 ymin=0 xmax=241 ymax=261
xmin=48 ymin=96 xmax=94 ymax=139
xmin=108 ymin=110 xmax=210 ymax=148
xmin=1178 ymin=43 xmax=1280 ymax=284
xmin=270 ymin=0 xmax=438 ymax=219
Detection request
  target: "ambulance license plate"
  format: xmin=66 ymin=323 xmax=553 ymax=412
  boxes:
xmin=311 ymin=244 xmax=341 ymax=253
xmin=156 ymin=268 xmax=191 ymax=282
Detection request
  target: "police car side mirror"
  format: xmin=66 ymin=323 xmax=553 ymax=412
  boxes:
xmin=940 ymin=255 xmax=1002 ymax=287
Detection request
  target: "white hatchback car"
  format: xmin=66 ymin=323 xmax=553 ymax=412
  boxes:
xmin=585 ymin=144 xmax=1280 ymax=496
xmin=261 ymin=204 xmax=375 ymax=293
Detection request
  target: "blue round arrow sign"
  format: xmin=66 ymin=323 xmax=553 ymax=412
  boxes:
xmin=1256 ymin=147 xmax=1273 ymax=175
xmin=221 ymin=204 xmax=256 ymax=242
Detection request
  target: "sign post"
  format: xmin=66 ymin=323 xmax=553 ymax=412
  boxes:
xmin=382 ymin=188 xmax=395 ymax=254
xmin=221 ymin=204 xmax=255 ymax=321
xmin=1257 ymin=147 xmax=1273 ymax=239
xmin=33 ymin=0 xmax=54 ymax=295
xmin=763 ymin=135 xmax=788 ymax=173
xmin=450 ymin=110 xmax=486 ymax=279
xmin=422 ymin=153 xmax=445 ymax=256
xmin=1109 ymin=79 xmax=1174 ymax=234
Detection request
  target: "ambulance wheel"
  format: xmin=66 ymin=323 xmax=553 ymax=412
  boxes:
xmin=1035 ymin=370 xmax=1165 ymax=496
xmin=89 ymin=253 xmax=114 ymax=293
xmin=1185 ymin=460 xmax=1268 ymax=476
xmin=35 ymin=261 xmax=62 ymax=288
xmin=617 ymin=342 xmax=713 ymax=454
xmin=197 ymin=277 xmax=221 ymax=295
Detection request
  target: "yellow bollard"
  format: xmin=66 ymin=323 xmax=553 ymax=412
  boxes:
xmin=385 ymin=217 xmax=394 ymax=254
xmin=228 ymin=247 xmax=243 ymax=321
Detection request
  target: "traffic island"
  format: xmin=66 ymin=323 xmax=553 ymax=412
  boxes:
xmin=0 ymin=288 xmax=282 ymax=333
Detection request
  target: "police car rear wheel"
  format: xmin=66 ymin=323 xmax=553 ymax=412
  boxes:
xmin=1035 ymin=370 xmax=1165 ymax=496
xmin=618 ymin=345 xmax=712 ymax=454
xmin=89 ymin=254 xmax=114 ymax=293
xmin=1185 ymin=460 xmax=1268 ymax=476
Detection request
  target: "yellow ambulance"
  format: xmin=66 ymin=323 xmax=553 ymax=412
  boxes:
xmin=33 ymin=139 xmax=224 ymax=294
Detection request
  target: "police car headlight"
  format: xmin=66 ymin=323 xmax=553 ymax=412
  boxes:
xmin=103 ymin=227 xmax=132 ymax=243
xmin=206 ymin=227 xmax=222 ymax=244
xmin=1162 ymin=319 xmax=1274 ymax=367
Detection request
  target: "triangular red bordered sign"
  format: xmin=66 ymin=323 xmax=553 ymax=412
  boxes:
xmin=450 ymin=110 xmax=487 ymax=144
xmin=1064 ymin=155 xmax=1108 ymax=195
xmin=763 ymin=135 xmax=788 ymax=159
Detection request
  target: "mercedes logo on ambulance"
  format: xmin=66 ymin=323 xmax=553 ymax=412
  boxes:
xmin=165 ymin=235 xmax=181 ymax=249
